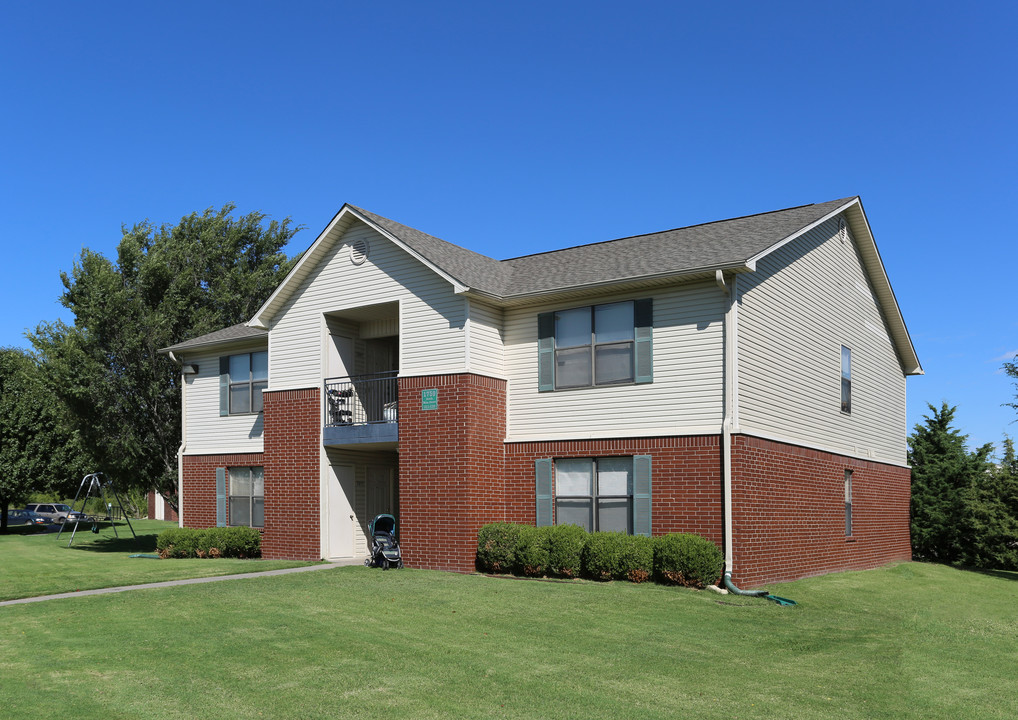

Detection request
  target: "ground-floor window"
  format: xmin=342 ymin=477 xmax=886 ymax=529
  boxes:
xmin=536 ymin=455 xmax=651 ymax=535
xmin=229 ymin=466 xmax=264 ymax=527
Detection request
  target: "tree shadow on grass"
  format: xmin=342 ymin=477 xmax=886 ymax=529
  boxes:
xmin=62 ymin=524 xmax=159 ymax=554
xmin=957 ymin=566 xmax=1018 ymax=582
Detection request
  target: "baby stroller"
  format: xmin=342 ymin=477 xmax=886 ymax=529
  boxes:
xmin=365 ymin=514 xmax=403 ymax=569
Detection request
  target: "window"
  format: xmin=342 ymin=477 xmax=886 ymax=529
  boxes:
xmin=219 ymin=351 xmax=268 ymax=416
xmin=841 ymin=346 xmax=851 ymax=413
xmin=228 ymin=466 xmax=264 ymax=528
xmin=538 ymin=299 xmax=652 ymax=391
xmin=844 ymin=469 xmax=853 ymax=536
xmin=535 ymin=455 xmax=652 ymax=535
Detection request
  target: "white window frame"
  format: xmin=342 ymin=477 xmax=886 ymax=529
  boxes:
xmin=841 ymin=345 xmax=852 ymax=414
xmin=228 ymin=351 xmax=268 ymax=415
xmin=554 ymin=457 xmax=633 ymax=533
xmin=228 ymin=466 xmax=264 ymax=528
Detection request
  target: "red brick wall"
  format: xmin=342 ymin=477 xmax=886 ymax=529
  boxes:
xmin=398 ymin=374 xmax=507 ymax=571
xmin=504 ymin=436 xmax=724 ymax=546
xmin=262 ymin=387 xmax=321 ymax=560
xmin=147 ymin=491 xmax=179 ymax=522
xmin=181 ymin=452 xmax=265 ymax=528
xmin=730 ymin=435 xmax=912 ymax=587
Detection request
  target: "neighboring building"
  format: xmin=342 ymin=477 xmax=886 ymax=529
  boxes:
xmin=160 ymin=197 xmax=922 ymax=586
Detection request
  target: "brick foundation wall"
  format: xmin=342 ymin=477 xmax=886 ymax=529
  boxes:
xmin=731 ymin=435 xmax=912 ymax=587
xmin=398 ymin=374 xmax=507 ymax=572
xmin=504 ymin=436 xmax=724 ymax=546
xmin=262 ymin=387 xmax=321 ymax=561
xmin=181 ymin=452 xmax=265 ymax=528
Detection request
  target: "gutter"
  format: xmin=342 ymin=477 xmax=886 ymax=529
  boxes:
xmin=167 ymin=351 xmax=188 ymax=528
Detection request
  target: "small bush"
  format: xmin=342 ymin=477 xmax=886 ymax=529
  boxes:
xmin=157 ymin=526 xmax=261 ymax=559
xmin=619 ymin=534 xmax=654 ymax=583
xmin=582 ymin=532 xmax=629 ymax=580
xmin=547 ymin=524 xmax=587 ymax=578
xmin=654 ymin=533 xmax=723 ymax=588
xmin=477 ymin=523 xmax=523 ymax=573
xmin=514 ymin=525 xmax=551 ymax=577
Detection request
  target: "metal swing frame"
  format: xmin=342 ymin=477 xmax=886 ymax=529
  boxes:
xmin=56 ymin=472 xmax=138 ymax=547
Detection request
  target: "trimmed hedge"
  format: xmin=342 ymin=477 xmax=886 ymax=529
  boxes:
xmin=156 ymin=526 xmax=261 ymax=559
xmin=546 ymin=524 xmax=586 ymax=578
xmin=513 ymin=525 xmax=550 ymax=577
xmin=476 ymin=523 xmax=523 ymax=573
xmin=477 ymin=523 xmax=723 ymax=589
xmin=653 ymin=532 xmax=724 ymax=588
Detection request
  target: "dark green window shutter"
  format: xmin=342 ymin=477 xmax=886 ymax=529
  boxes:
xmin=634 ymin=298 xmax=653 ymax=384
xmin=535 ymin=458 xmax=553 ymax=526
xmin=219 ymin=356 xmax=230 ymax=416
xmin=537 ymin=313 xmax=555 ymax=392
xmin=633 ymin=455 xmax=652 ymax=536
xmin=216 ymin=467 xmax=227 ymax=527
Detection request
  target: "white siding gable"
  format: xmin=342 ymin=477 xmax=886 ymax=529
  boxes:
xmin=737 ymin=216 xmax=907 ymax=464
xmin=268 ymin=220 xmax=471 ymax=389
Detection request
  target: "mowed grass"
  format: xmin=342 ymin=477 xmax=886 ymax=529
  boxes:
xmin=0 ymin=519 xmax=317 ymax=601
xmin=1 ymin=561 xmax=1016 ymax=719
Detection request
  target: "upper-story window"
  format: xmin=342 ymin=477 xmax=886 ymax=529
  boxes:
xmin=219 ymin=351 xmax=268 ymax=416
xmin=841 ymin=346 xmax=852 ymax=414
xmin=537 ymin=299 xmax=652 ymax=391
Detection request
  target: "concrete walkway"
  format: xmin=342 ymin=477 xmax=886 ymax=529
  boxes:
xmin=0 ymin=559 xmax=363 ymax=607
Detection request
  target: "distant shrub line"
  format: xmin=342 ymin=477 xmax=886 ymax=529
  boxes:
xmin=476 ymin=523 xmax=723 ymax=588
xmin=156 ymin=527 xmax=261 ymax=559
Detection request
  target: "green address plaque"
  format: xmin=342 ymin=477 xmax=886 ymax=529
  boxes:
xmin=421 ymin=388 xmax=438 ymax=410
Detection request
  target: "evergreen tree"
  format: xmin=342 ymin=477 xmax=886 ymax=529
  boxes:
xmin=964 ymin=437 xmax=1018 ymax=570
xmin=30 ymin=205 xmax=301 ymax=510
xmin=908 ymin=403 xmax=992 ymax=562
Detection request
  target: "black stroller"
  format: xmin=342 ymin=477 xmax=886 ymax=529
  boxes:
xmin=365 ymin=514 xmax=403 ymax=569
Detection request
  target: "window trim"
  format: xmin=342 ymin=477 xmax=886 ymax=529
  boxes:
xmin=538 ymin=298 xmax=652 ymax=392
xmin=227 ymin=466 xmax=264 ymax=528
xmin=844 ymin=469 xmax=853 ymax=537
xmin=535 ymin=454 xmax=652 ymax=536
xmin=841 ymin=345 xmax=851 ymax=414
xmin=219 ymin=350 xmax=268 ymax=416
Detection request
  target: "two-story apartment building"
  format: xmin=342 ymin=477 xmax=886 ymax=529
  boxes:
xmin=161 ymin=196 xmax=921 ymax=586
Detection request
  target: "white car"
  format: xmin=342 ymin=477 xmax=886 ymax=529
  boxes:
xmin=24 ymin=503 xmax=88 ymax=524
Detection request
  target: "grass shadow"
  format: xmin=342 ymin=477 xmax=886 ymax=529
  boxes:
xmin=959 ymin=566 xmax=1018 ymax=582
xmin=62 ymin=524 xmax=159 ymax=554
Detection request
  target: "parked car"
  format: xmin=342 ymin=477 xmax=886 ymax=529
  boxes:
xmin=24 ymin=503 xmax=88 ymax=524
xmin=6 ymin=508 xmax=49 ymax=528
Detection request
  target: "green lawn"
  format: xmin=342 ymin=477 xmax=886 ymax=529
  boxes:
xmin=0 ymin=519 xmax=316 ymax=601
xmin=0 ymin=560 xmax=1015 ymax=719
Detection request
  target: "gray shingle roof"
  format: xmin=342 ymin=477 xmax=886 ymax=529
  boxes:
xmin=160 ymin=323 xmax=267 ymax=354
xmin=348 ymin=198 xmax=855 ymax=298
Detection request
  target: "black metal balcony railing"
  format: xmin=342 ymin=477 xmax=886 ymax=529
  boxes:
xmin=325 ymin=371 xmax=398 ymax=427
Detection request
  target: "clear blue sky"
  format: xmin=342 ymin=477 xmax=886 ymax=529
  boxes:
xmin=2 ymin=1 xmax=1015 ymax=452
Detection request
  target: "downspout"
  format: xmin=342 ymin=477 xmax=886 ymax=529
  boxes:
xmin=717 ymin=272 xmax=767 ymax=597
xmin=168 ymin=351 xmax=187 ymax=528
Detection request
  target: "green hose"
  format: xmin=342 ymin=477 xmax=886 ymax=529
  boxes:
xmin=723 ymin=571 xmax=797 ymax=606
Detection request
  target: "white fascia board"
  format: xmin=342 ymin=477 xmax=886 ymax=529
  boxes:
xmin=745 ymin=198 xmax=857 ymax=267
xmin=249 ymin=206 xmax=354 ymax=328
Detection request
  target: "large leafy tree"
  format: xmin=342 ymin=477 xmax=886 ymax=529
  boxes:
xmin=0 ymin=348 xmax=91 ymax=530
xmin=908 ymin=402 xmax=993 ymax=563
xmin=30 ymin=205 xmax=301 ymax=510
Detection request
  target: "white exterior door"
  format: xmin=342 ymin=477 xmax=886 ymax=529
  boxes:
xmin=326 ymin=464 xmax=356 ymax=559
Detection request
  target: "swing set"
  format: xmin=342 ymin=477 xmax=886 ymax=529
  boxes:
xmin=56 ymin=472 xmax=137 ymax=547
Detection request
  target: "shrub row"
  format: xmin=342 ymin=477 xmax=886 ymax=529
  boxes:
xmin=156 ymin=527 xmax=261 ymax=559
xmin=476 ymin=523 xmax=723 ymax=588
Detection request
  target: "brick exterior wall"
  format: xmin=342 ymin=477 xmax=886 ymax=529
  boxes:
xmin=181 ymin=452 xmax=265 ymax=528
xmin=262 ymin=387 xmax=322 ymax=560
xmin=730 ymin=434 xmax=912 ymax=587
xmin=504 ymin=436 xmax=724 ymax=546
xmin=398 ymin=373 xmax=507 ymax=572
xmin=146 ymin=491 xmax=179 ymax=522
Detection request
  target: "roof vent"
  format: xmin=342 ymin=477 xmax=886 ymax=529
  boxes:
xmin=838 ymin=217 xmax=847 ymax=242
xmin=350 ymin=239 xmax=369 ymax=266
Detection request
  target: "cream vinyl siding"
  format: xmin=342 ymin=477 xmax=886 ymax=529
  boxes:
xmin=182 ymin=346 xmax=265 ymax=454
xmin=505 ymin=283 xmax=725 ymax=440
xmin=467 ymin=299 xmax=505 ymax=377
xmin=268 ymin=221 xmax=467 ymax=387
xmin=737 ymin=216 xmax=907 ymax=463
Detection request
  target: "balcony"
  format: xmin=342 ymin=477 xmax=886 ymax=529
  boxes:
xmin=323 ymin=371 xmax=398 ymax=447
